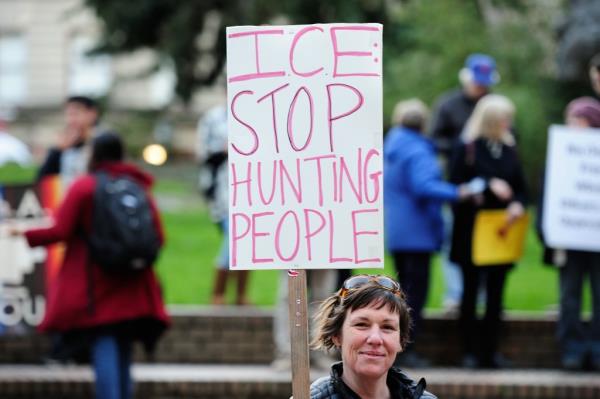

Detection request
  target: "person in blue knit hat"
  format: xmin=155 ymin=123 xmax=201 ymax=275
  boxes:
xmin=429 ymin=53 xmax=501 ymax=317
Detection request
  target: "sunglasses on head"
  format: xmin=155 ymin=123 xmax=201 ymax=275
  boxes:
xmin=339 ymin=275 xmax=401 ymax=299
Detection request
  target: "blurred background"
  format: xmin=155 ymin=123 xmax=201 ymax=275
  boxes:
xmin=0 ymin=0 xmax=599 ymax=309
xmin=2 ymin=2 xmax=600 ymax=398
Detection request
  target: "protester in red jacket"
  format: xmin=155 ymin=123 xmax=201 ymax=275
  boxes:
xmin=14 ymin=132 xmax=169 ymax=399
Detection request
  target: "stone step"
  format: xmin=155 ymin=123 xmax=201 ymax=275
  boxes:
xmin=0 ymin=306 xmax=563 ymax=368
xmin=0 ymin=364 xmax=598 ymax=399
xmin=0 ymin=306 xmax=275 ymax=365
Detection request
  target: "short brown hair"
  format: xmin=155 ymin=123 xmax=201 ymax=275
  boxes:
xmin=311 ymin=282 xmax=412 ymax=352
xmin=391 ymin=99 xmax=429 ymax=132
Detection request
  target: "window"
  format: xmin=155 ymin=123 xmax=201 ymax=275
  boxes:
xmin=0 ymin=34 xmax=27 ymax=106
xmin=150 ymin=61 xmax=176 ymax=107
xmin=68 ymin=36 xmax=112 ymax=96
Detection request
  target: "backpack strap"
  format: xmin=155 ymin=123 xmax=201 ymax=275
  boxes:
xmin=84 ymin=173 xmax=109 ymax=316
xmin=85 ymin=249 xmax=96 ymax=315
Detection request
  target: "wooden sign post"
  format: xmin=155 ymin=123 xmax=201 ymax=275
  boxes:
xmin=288 ymin=270 xmax=310 ymax=399
xmin=226 ymin=23 xmax=384 ymax=398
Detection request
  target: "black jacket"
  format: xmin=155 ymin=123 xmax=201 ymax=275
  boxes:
xmin=309 ymin=362 xmax=437 ymax=399
xmin=429 ymin=89 xmax=479 ymax=160
xmin=535 ymin=169 xmax=562 ymax=266
xmin=36 ymin=140 xmax=87 ymax=181
xmin=448 ymin=138 xmax=528 ymax=266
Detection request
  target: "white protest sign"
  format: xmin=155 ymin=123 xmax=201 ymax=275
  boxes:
xmin=0 ymin=233 xmax=44 ymax=285
xmin=543 ymin=125 xmax=600 ymax=251
xmin=227 ymin=23 xmax=384 ymax=270
xmin=0 ymin=184 xmax=48 ymax=328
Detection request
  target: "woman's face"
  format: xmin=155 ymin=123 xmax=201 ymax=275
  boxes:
xmin=64 ymin=102 xmax=97 ymax=135
xmin=485 ymin=115 xmax=511 ymax=141
xmin=333 ymin=303 xmax=402 ymax=381
xmin=567 ymin=115 xmax=590 ymax=128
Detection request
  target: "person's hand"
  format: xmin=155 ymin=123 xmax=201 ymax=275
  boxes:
xmin=457 ymin=177 xmax=486 ymax=201
xmin=9 ymin=224 xmax=25 ymax=236
xmin=489 ymin=178 xmax=513 ymax=201
xmin=457 ymin=184 xmax=471 ymax=200
xmin=58 ymin=127 xmax=82 ymax=150
xmin=498 ymin=201 xmax=525 ymax=237
xmin=505 ymin=201 xmax=525 ymax=223
xmin=3 ymin=223 xmax=24 ymax=237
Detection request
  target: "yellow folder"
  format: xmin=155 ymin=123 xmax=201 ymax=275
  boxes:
xmin=472 ymin=210 xmax=529 ymax=266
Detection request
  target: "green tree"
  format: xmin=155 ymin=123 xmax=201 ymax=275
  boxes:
xmin=84 ymin=0 xmax=574 ymax=196
xmin=84 ymin=0 xmax=408 ymax=103
xmin=556 ymin=0 xmax=600 ymax=83
xmin=381 ymin=0 xmax=563 ymax=196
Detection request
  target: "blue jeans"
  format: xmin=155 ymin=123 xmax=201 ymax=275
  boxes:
xmin=91 ymin=335 xmax=132 ymax=399
xmin=215 ymin=218 xmax=229 ymax=269
xmin=442 ymin=206 xmax=463 ymax=305
xmin=558 ymin=250 xmax=600 ymax=361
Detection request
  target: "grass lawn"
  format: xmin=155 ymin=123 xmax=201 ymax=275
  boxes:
xmin=151 ymin=163 xmax=583 ymax=313
xmin=156 ymin=203 xmax=567 ymax=312
xmin=0 ymin=164 xmax=37 ymax=184
xmin=2 ymin=162 xmax=589 ymax=312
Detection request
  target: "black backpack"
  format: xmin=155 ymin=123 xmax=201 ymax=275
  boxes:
xmin=87 ymin=172 xmax=161 ymax=273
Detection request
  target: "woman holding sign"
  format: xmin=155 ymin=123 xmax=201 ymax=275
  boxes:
xmin=543 ymin=97 xmax=600 ymax=370
xmin=384 ymin=99 xmax=482 ymax=367
xmin=308 ymin=275 xmax=436 ymax=399
xmin=448 ymin=94 xmax=527 ymax=369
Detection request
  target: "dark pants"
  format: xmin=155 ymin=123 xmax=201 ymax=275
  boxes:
xmin=459 ymin=263 xmax=510 ymax=365
xmin=558 ymin=250 xmax=600 ymax=362
xmin=392 ymin=251 xmax=431 ymax=345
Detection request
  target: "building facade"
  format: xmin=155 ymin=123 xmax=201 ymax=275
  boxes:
xmin=0 ymin=0 xmax=176 ymax=110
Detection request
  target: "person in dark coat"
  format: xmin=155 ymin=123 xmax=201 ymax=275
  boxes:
xmin=306 ymin=275 xmax=437 ymax=399
xmin=13 ymin=132 xmax=170 ymax=399
xmin=589 ymin=53 xmax=600 ymax=97
xmin=37 ymin=96 xmax=101 ymax=188
xmin=539 ymin=97 xmax=600 ymax=370
xmin=35 ymin=95 xmax=103 ymax=365
xmin=448 ymin=94 xmax=527 ymax=369
xmin=429 ymin=54 xmax=500 ymax=163
xmin=428 ymin=54 xmax=501 ymax=314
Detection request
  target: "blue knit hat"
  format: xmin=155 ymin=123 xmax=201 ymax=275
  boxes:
xmin=465 ymin=53 xmax=499 ymax=87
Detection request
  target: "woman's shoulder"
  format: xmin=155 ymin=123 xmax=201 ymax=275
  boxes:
xmin=386 ymin=129 xmax=429 ymax=158
xmin=309 ymin=375 xmax=340 ymax=399
xmin=64 ymin=174 xmax=96 ymax=198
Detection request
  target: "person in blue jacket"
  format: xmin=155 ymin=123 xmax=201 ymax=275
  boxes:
xmin=384 ymin=99 xmax=480 ymax=367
